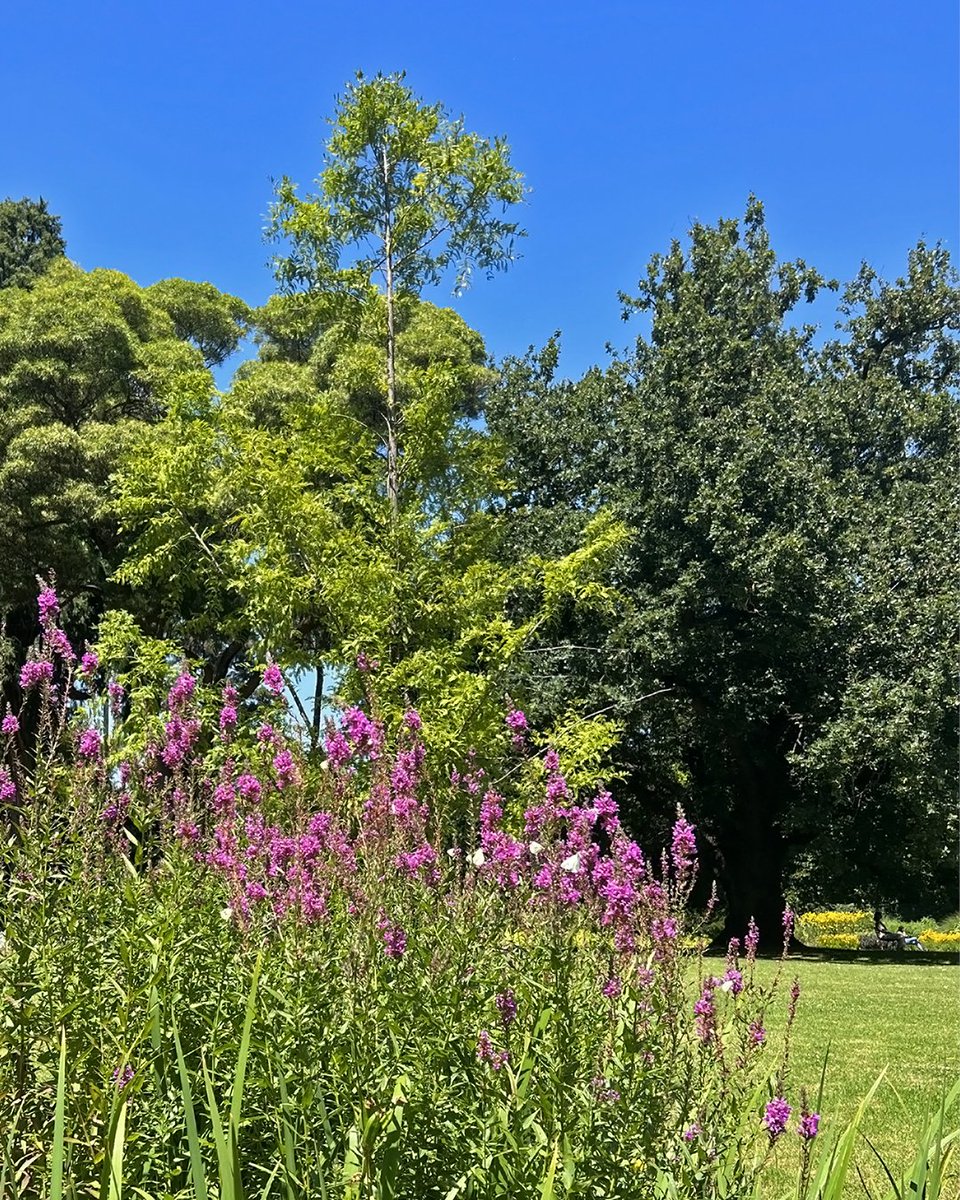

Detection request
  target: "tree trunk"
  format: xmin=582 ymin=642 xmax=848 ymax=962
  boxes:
xmin=381 ymin=144 xmax=399 ymax=520
xmin=712 ymin=723 xmax=798 ymax=952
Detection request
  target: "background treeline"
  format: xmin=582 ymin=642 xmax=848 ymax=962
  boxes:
xmin=1 ymin=81 xmax=956 ymax=940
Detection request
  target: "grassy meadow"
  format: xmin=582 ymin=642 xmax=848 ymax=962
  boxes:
xmin=754 ymin=958 xmax=960 ymax=1195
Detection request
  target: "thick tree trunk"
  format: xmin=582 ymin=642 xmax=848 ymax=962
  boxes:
xmin=712 ymin=723 xmax=799 ymax=952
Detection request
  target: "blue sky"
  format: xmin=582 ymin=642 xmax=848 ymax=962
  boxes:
xmin=3 ymin=1 xmax=956 ymax=378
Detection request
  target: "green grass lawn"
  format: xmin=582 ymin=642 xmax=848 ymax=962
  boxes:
xmin=752 ymin=957 xmax=960 ymax=1196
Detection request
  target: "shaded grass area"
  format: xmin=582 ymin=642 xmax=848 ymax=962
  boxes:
xmin=753 ymin=957 xmax=960 ymax=1195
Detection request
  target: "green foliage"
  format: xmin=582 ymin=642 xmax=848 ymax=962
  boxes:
xmin=147 ymin=278 xmax=251 ymax=368
xmin=268 ymin=71 xmax=524 ymax=300
xmin=0 ymin=197 xmax=66 ymax=290
xmin=488 ymin=202 xmax=959 ymax=930
xmin=0 ymin=261 xmax=233 ymax=697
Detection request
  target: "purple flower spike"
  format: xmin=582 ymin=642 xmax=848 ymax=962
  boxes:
xmin=78 ymin=728 xmax=102 ymax=761
xmin=20 ymin=660 xmax=54 ymax=690
xmin=37 ymin=586 xmax=60 ymax=629
xmin=764 ymin=1097 xmax=792 ymax=1141
xmin=262 ymin=662 xmax=284 ymax=696
xmin=495 ymin=989 xmax=517 ymax=1027
xmin=670 ymin=809 xmax=697 ymax=875
xmin=798 ymin=1112 xmax=820 ymax=1140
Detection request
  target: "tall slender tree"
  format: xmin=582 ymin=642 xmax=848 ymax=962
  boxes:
xmin=267 ymin=71 xmax=524 ymax=517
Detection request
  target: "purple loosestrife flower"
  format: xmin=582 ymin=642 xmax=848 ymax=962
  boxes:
xmin=749 ymin=1020 xmax=766 ymax=1045
xmin=683 ymin=1123 xmax=702 ymax=1142
xmin=79 ymin=651 xmax=99 ymax=677
xmin=651 ymin=917 xmax=678 ymax=943
xmin=745 ymin=917 xmax=760 ymax=961
xmin=341 ymin=707 xmax=382 ymax=758
xmin=0 ymin=769 xmax=16 ymax=803
xmin=2 ymin=714 xmax=18 ymax=736
xmin=798 ymin=1112 xmax=820 ymax=1140
xmin=602 ymin=976 xmax=623 ymax=999
xmin=543 ymin=749 xmax=560 ymax=773
xmin=506 ymin=707 xmax=528 ymax=732
xmin=506 ymin=707 xmax=528 ymax=749
xmin=782 ymin=907 xmax=795 ymax=942
xmin=236 ymin=774 xmax=262 ymax=804
xmin=476 ymin=1031 xmax=509 ymax=1070
xmin=476 ymin=1030 xmax=493 ymax=1061
xmin=37 ymin=586 xmax=60 ymax=628
xmin=670 ymin=810 xmax=697 ymax=877
xmin=546 ymin=773 xmax=569 ymax=802
xmin=383 ymin=925 xmax=407 ymax=959
xmin=219 ymin=705 xmax=238 ymax=737
xmin=167 ymin=672 xmax=195 ymax=711
xmin=324 ymin=730 xmax=352 ymax=768
xmin=377 ymin=911 xmax=407 ymax=959
xmin=262 ymin=662 xmax=284 ymax=696
xmin=19 ymin=660 xmax=53 ymax=690
xmin=112 ymin=1064 xmax=134 ymax=1090
xmin=592 ymin=1077 xmax=621 ymax=1104
xmin=45 ymin=627 xmax=75 ymax=662
xmin=495 ymin=989 xmax=517 ymax=1027
xmin=403 ymin=709 xmax=422 ymax=732
xmin=721 ymin=968 xmax=743 ymax=995
xmin=78 ymin=728 xmax=102 ymax=761
xmin=107 ymin=681 xmax=125 ymax=715
xmin=764 ymin=1097 xmax=792 ymax=1142
xmin=273 ymin=749 xmax=300 ymax=790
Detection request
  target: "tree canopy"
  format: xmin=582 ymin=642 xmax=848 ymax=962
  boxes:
xmin=487 ymin=202 xmax=958 ymax=931
xmin=0 ymin=196 xmax=66 ymax=289
xmin=0 ymin=258 xmax=248 ymax=711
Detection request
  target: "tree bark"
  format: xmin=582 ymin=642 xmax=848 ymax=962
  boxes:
xmin=712 ymin=722 xmax=799 ymax=952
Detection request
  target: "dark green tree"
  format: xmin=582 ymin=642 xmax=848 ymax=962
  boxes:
xmin=489 ymin=203 xmax=958 ymax=939
xmin=0 ymin=197 xmax=66 ymax=289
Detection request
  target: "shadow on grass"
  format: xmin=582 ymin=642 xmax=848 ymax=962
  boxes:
xmin=706 ymin=942 xmax=959 ymax=966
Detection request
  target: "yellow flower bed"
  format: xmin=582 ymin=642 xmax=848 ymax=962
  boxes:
xmin=920 ymin=930 xmax=960 ymax=949
xmin=816 ymin=933 xmax=861 ymax=949
xmin=797 ymin=910 xmax=871 ymax=942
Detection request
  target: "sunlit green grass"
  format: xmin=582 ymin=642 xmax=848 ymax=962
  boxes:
xmin=753 ymin=958 xmax=960 ymax=1195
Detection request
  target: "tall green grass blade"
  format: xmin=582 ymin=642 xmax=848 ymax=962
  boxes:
xmin=538 ymin=1139 xmax=559 ymax=1200
xmin=107 ymin=1100 xmax=126 ymax=1200
xmin=893 ymin=1074 xmax=960 ymax=1200
xmin=172 ymin=1015 xmax=209 ymax=1200
xmin=275 ymin=1069 xmax=300 ymax=1200
xmin=229 ymin=953 xmax=263 ymax=1139
xmin=202 ymin=1057 xmax=234 ymax=1199
xmin=805 ymin=1070 xmax=886 ymax=1200
xmin=50 ymin=1026 xmax=67 ymax=1200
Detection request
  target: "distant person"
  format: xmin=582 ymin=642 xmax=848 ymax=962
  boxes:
xmin=897 ymin=925 xmax=924 ymax=950
xmin=873 ymin=910 xmax=906 ymax=949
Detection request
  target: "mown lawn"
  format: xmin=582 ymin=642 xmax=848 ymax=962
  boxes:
xmin=752 ymin=957 xmax=960 ymax=1195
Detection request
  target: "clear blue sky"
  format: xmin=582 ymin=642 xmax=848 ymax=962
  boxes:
xmin=3 ymin=1 xmax=956 ymax=378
